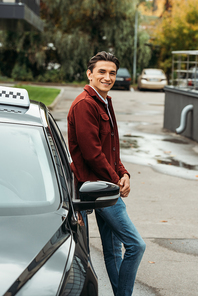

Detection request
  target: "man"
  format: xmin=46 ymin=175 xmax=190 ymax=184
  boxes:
xmin=67 ymin=51 xmax=146 ymax=296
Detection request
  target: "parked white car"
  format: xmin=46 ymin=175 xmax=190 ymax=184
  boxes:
xmin=138 ymin=68 xmax=167 ymax=90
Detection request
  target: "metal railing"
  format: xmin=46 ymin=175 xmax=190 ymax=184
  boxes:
xmin=171 ymin=50 xmax=198 ymax=91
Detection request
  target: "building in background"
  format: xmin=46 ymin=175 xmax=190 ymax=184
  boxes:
xmin=0 ymin=0 xmax=43 ymax=31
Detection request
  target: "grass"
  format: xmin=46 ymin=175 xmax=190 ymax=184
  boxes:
xmin=71 ymin=80 xmax=88 ymax=86
xmin=0 ymin=76 xmax=14 ymax=83
xmin=14 ymin=84 xmax=60 ymax=106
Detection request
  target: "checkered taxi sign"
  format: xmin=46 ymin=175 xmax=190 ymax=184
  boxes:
xmin=0 ymin=86 xmax=30 ymax=108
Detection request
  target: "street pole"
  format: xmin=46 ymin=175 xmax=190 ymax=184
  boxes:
xmin=133 ymin=8 xmax=138 ymax=85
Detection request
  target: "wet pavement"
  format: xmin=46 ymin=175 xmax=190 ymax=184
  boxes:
xmin=119 ymin=124 xmax=198 ymax=180
xmin=50 ymin=86 xmax=198 ymax=296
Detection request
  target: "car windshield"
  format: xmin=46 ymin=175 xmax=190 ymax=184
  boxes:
xmin=144 ymin=69 xmax=163 ymax=76
xmin=0 ymin=123 xmax=59 ymax=215
xmin=117 ymin=68 xmax=130 ymax=76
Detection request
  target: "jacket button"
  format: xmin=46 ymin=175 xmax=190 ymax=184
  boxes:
xmin=111 ymin=132 xmax=114 ymax=136
xmin=113 ymin=147 xmax=115 ymax=151
xmin=114 ymin=162 xmax=117 ymax=166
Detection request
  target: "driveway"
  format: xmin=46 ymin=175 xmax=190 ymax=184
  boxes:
xmin=51 ymin=86 xmax=198 ymax=296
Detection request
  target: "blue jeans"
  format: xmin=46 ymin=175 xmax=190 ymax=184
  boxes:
xmin=95 ymin=197 xmax=146 ymax=296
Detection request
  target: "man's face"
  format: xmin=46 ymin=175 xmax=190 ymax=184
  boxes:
xmin=87 ymin=61 xmax=117 ymax=98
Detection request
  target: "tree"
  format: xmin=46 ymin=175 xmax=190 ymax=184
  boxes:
xmin=41 ymin=0 xmax=151 ymax=81
xmin=0 ymin=0 xmax=152 ymax=82
xmin=153 ymin=0 xmax=198 ymax=76
xmin=0 ymin=23 xmax=49 ymax=80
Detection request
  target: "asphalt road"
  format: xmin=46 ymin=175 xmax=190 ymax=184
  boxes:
xmin=51 ymin=86 xmax=198 ymax=296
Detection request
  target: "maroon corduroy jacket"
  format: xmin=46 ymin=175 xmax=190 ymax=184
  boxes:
xmin=67 ymin=85 xmax=129 ymax=184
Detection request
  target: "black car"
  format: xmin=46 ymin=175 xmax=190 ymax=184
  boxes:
xmin=113 ymin=68 xmax=131 ymax=90
xmin=0 ymin=86 xmax=119 ymax=296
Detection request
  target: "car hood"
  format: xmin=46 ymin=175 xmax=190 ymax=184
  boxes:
xmin=0 ymin=209 xmax=69 ymax=295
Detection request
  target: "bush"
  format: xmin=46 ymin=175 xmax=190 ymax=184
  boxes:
xmin=11 ymin=64 xmax=33 ymax=81
xmin=36 ymin=69 xmax=63 ymax=83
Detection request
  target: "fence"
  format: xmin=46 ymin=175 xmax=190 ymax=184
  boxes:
xmin=171 ymin=50 xmax=198 ymax=90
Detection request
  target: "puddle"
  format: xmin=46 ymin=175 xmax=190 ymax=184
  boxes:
xmin=123 ymin=134 xmax=143 ymax=138
xmin=120 ymin=135 xmax=142 ymax=149
xmin=156 ymin=158 xmax=198 ymax=170
xmin=162 ymin=138 xmax=189 ymax=145
xmin=119 ymin=122 xmax=198 ymax=180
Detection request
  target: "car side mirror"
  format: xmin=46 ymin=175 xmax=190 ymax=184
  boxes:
xmin=72 ymin=181 xmax=120 ymax=211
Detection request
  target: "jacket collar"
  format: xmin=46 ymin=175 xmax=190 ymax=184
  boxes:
xmin=84 ymin=85 xmax=111 ymax=105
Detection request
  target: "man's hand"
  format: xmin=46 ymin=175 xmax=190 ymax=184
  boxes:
xmin=117 ymin=174 xmax=130 ymax=197
xmin=77 ymin=212 xmax=85 ymax=226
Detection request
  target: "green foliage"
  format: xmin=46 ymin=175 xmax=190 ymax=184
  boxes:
xmin=153 ymin=0 xmax=198 ymax=75
xmin=137 ymin=31 xmax=151 ymax=72
xmin=0 ymin=0 xmax=151 ymax=82
xmin=37 ymin=69 xmax=63 ymax=83
xmin=41 ymin=0 xmax=151 ymax=79
xmin=0 ymin=28 xmax=47 ymax=79
xmin=145 ymin=1 xmax=152 ymax=10
xmin=11 ymin=64 xmax=33 ymax=81
xmin=53 ymin=30 xmax=93 ymax=81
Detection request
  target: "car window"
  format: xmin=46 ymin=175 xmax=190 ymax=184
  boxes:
xmin=144 ymin=69 xmax=164 ymax=76
xmin=117 ymin=68 xmax=130 ymax=76
xmin=0 ymin=123 xmax=60 ymax=215
xmin=49 ymin=114 xmax=72 ymax=207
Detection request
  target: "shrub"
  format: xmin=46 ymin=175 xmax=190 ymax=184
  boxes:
xmin=11 ymin=64 xmax=33 ymax=81
xmin=36 ymin=69 xmax=62 ymax=83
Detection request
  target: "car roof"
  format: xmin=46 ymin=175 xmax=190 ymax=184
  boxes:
xmin=117 ymin=68 xmax=130 ymax=76
xmin=0 ymin=86 xmax=49 ymax=127
xmin=143 ymin=68 xmax=164 ymax=73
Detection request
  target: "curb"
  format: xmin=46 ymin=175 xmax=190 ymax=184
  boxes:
xmin=47 ymin=87 xmax=64 ymax=110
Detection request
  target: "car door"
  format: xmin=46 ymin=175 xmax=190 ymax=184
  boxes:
xmin=48 ymin=114 xmax=89 ymax=296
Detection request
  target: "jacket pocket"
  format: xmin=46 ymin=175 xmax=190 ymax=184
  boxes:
xmin=100 ymin=112 xmax=111 ymax=134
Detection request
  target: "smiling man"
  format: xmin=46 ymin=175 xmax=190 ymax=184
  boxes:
xmin=67 ymin=51 xmax=146 ymax=296
xmin=87 ymin=59 xmax=116 ymax=97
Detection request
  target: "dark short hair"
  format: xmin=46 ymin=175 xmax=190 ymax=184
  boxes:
xmin=87 ymin=51 xmax=120 ymax=72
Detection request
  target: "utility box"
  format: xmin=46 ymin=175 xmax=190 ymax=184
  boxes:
xmin=164 ymin=50 xmax=198 ymax=142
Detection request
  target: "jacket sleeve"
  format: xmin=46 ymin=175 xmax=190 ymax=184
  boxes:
xmin=69 ymin=99 xmax=120 ymax=184
xmin=117 ymin=159 xmax=130 ymax=179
